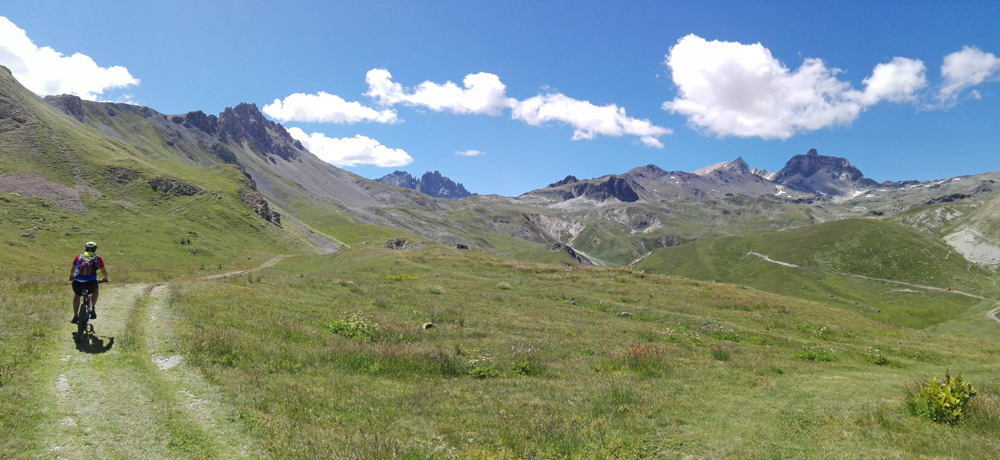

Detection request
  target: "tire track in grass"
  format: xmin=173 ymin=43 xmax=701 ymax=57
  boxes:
xmin=143 ymin=284 xmax=266 ymax=459
xmin=40 ymin=283 xmax=266 ymax=459
xmin=201 ymin=256 xmax=284 ymax=280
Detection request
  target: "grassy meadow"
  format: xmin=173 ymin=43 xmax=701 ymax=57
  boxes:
xmin=156 ymin=243 xmax=1000 ymax=459
xmin=636 ymin=218 xmax=1000 ymax=336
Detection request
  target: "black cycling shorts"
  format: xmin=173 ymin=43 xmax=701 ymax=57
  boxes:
xmin=72 ymin=280 xmax=99 ymax=296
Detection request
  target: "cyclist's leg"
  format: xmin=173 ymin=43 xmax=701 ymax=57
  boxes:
xmin=89 ymin=285 xmax=99 ymax=318
xmin=73 ymin=295 xmax=80 ymax=317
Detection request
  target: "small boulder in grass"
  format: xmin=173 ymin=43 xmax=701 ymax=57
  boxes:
xmin=620 ymin=312 xmax=635 ymax=317
xmin=422 ymin=322 xmax=436 ymax=330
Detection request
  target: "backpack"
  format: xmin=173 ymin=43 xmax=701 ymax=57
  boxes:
xmin=76 ymin=254 xmax=97 ymax=277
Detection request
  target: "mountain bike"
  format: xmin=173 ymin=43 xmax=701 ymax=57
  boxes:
xmin=75 ymin=280 xmax=106 ymax=342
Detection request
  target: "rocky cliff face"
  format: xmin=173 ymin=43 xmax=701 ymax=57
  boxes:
xmin=375 ymin=170 xmax=472 ymax=199
xmin=771 ymin=148 xmax=880 ymax=195
xmin=555 ymin=175 xmax=641 ymax=203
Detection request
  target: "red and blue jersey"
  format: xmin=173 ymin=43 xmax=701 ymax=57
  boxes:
xmin=72 ymin=253 xmax=105 ymax=282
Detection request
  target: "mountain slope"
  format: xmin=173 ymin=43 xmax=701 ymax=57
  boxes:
xmin=635 ymin=218 xmax=998 ymax=331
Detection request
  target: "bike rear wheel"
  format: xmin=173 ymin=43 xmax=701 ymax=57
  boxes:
xmin=76 ymin=297 xmax=90 ymax=341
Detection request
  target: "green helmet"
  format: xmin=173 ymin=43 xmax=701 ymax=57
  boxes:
xmin=85 ymin=241 xmax=97 ymax=252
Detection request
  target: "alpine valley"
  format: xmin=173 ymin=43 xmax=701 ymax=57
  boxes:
xmin=5 ymin=64 xmax=1000 ymax=458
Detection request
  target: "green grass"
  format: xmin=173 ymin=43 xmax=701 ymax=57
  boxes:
xmin=156 ymin=244 xmax=1000 ymax=459
xmin=635 ymin=218 xmax=999 ymax=332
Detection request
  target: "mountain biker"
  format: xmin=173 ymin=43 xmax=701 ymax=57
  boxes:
xmin=69 ymin=241 xmax=108 ymax=324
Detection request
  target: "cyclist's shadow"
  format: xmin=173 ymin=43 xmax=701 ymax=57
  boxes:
xmin=73 ymin=332 xmax=115 ymax=354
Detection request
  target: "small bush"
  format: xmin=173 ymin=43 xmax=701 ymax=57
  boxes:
xmin=469 ymin=366 xmax=500 ymax=379
xmin=511 ymin=358 xmax=543 ymax=376
xmin=796 ymin=323 xmax=829 ymax=335
xmin=908 ymin=372 xmax=977 ymax=425
xmin=328 ymin=312 xmax=381 ymax=343
xmin=496 ymin=282 xmax=512 ymax=290
xmin=794 ymin=347 xmax=836 ymax=362
xmin=864 ymin=348 xmax=891 ymax=366
xmin=709 ymin=331 xmax=740 ymax=342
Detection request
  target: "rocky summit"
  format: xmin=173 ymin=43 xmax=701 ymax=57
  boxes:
xmin=771 ymin=148 xmax=880 ymax=196
xmin=375 ymin=170 xmax=473 ymax=199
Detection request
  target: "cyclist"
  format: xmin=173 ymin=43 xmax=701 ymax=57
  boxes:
xmin=69 ymin=241 xmax=108 ymax=324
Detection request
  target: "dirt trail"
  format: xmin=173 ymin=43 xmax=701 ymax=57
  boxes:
xmin=39 ymin=280 xmax=268 ymax=459
xmin=201 ymin=256 xmax=284 ymax=280
xmin=739 ymin=250 xmax=1000 ymax=325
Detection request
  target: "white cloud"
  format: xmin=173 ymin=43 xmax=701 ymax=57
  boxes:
xmin=262 ymin=91 xmax=398 ymax=124
xmin=0 ymin=16 xmax=138 ymax=100
xmin=365 ymin=68 xmax=516 ymax=115
xmin=287 ymin=127 xmax=412 ymax=167
xmin=938 ymin=46 xmax=1000 ymax=106
xmin=662 ymin=34 xmax=926 ymax=140
xmin=364 ymin=68 xmax=670 ymax=147
xmin=456 ymin=149 xmax=485 ymax=156
xmin=857 ymin=57 xmax=927 ymax=105
xmin=513 ymin=93 xmax=670 ymax=147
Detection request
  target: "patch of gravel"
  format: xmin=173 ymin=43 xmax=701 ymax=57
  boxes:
xmin=151 ymin=354 xmax=183 ymax=370
xmin=55 ymin=374 xmax=70 ymax=395
xmin=0 ymin=173 xmax=92 ymax=212
xmin=945 ymin=228 xmax=1000 ymax=270
xmin=61 ymin=417 xmax=76 ymax=426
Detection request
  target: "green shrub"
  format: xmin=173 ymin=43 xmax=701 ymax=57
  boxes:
xmin=908 ymin=372 xmax=977 ymax=425
xmin=863 ymin=348 xmax=891 ymax=366
xmin=496 ymin=282 xmax=512 ymax=290
xmin=709 ymin=331 xmax=740 ymax=342
xmin=469 ymin=366 xmax=500 ymax=379
xmin=794 ymin=347 xmax=836 ymax=362
xmin=796 ymin=323 xmax=829 ymax=335
xmin=511 ymin=358 xmax=542 ymax=376
xmin=328 ymin=312 xmax=381 ymax=343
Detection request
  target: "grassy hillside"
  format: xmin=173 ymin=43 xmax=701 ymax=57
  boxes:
xmin=635 ymin=219 xmax=999 ymax=334
xmin=141 ymin=245 xmax=1000 ymax=458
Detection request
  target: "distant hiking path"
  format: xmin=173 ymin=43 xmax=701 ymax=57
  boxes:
xmin=739 ymin=250 xmax=1000 ymax=325
xmin=39 ymin=279 xmax=273 ymax=457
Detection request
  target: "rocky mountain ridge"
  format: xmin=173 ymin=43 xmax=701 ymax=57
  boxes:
xmin=375 ymin=170 xmax=473 ymax=199
xmin=8 ymin=64 xmax=1000 ymax=269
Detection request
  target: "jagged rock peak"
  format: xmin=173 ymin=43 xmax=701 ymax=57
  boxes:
xmin=417 ymin=171 xmax=472 ymax=199
xmin=693 ymin=157 xmax=751 ymax=176
xmin=547 ymin=175 xmax=580 ymax=188
xmin=218 ymin=103 xmax=301 ymax=161
xmin=374 ymin=170 xmax=472 ymax=199
xmin=376 ymin=170 xmax=419 ymax=189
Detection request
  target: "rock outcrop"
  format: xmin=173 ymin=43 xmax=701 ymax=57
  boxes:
xmin=149 ymin=177 xmax=204 ymax=196
xmin=547 ymin=175 xmax=580 ymax=188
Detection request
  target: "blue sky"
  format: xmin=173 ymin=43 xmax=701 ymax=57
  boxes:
xmin=2 ymin=0 xmax=999 ymax=195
